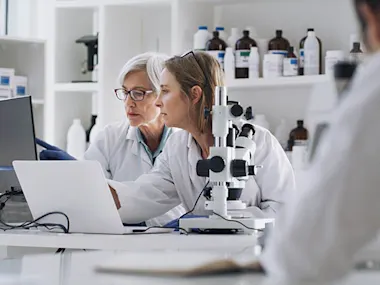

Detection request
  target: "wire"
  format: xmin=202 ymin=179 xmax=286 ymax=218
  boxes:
xmin=0 ymin=211 xmax=70 ymax=233
xmin=129 ymin=181 xmax=210 ymax=235
xmin=211 ymin=212 xmax=263 ymax=232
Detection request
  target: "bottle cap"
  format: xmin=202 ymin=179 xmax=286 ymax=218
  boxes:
xmin=216 ymin=26 xmax=224 ymax=31
xmin=353 ymin=42 xmax=361 ymax=49
xmin=307 ymin=28 xmax=314 ymax=32
xmin=297 ymin=120 xmax=304 ymax=126
xmin=213 ymin=31 xmax=219 ymax=37
xmin=199 ymin=26 xmax=208 ymax=30
xmin=276 ymin=30 xmax=282 ymax=37
xmin=243 ymin=30 xmax=250 ymax=36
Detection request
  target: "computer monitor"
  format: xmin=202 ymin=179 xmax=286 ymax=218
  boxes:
xmin=0 ymin=96 xmax=37 ymax=168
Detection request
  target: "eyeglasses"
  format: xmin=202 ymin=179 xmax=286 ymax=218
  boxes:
xmin=114 ymin=88 xmax=154 ymax=101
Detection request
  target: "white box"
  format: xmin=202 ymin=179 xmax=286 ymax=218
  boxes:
xmin=0 ymin=68 xmax=15 ymax=90
xmin=13 ymin=75 xmax=28 ymax=96
xmin=0 ymin=88 xmax=12 ymax=99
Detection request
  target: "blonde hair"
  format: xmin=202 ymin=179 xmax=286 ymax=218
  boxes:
xmin=164 ymin=51 xmax=225 ymax=133
xmin=118 ymin=52 xmax=169 ymax=93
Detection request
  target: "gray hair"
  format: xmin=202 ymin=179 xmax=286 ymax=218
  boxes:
xmin=117 ymin=52 xmax=169 ymax=93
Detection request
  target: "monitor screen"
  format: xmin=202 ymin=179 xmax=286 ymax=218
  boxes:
xmin=0 ymin=96 xmax=37 ymax=167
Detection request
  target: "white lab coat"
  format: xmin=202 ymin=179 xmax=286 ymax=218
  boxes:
xmin=260 ymin=51 xmax=380 ymax=284
xmin=108 ymin=125 xmax=296 ymax=224
xmin=83 ymin=120 xmax=186 ymax=226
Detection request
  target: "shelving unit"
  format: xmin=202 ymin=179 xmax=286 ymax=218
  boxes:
xmin=0 ymin=35 xmax=46 ymax=140
xmin=54 ymin=82 xmax=99 ymax=93
xmin=39 ymin=0 xmax=359 ymax=148
xmin=227 ymin=75 xmax=330 ymax=90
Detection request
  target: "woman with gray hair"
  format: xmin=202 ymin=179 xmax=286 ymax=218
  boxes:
xmin=38 ymin=52 xmax=186 ymax=226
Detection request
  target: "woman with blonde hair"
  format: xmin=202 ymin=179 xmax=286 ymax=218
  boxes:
xmin=108 ymin=51 xmax=295 ymax=224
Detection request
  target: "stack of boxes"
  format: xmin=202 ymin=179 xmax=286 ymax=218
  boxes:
xmin=0 ymin=67 xmax=28 ymax=99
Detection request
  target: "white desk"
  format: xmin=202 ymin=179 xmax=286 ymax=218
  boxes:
xmin=0 ymin=250 xmax=379 ymax=285
xmin=0 ymin=230 xmax=258 ymax=258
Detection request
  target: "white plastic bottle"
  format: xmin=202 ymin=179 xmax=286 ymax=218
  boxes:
xmin=193 ymin=26 xmax=209 ymax=51
xmin=215 ymin=26 xmax=228 ymax=43
xmin=248 ymin=47 xmax=260 ymax=79
xmin=275 ymin=118 xmax=288 ymax=149
xmin=304 ymin=31 xmax=320 ymax=75
xmin=224 ymin=47 xmax=235 ymax=83
xmin=227 ymin=28 xmax=240 ymax=49
xmin=89 ymin=117 xmax=101 ymax=144
xmin=67 ymin=119 xmax=86 ymax=159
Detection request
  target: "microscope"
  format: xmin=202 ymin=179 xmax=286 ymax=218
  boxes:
xmin=179 ymin=86 xmax=274 ymax=234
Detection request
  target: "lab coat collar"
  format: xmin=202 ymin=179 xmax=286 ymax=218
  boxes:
xmin=125 ymin=126 xmax=151 ymax=166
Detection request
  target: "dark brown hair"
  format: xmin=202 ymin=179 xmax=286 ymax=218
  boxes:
xmin=164 ymin=51 xmax=224 ymax=133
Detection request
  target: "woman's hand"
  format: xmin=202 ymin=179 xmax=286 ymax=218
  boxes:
xmin=109 ymin=185 xmax=121 ymax=209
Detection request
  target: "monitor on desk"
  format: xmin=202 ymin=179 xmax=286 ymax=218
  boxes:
xmin=0 ymin=96 xmax=37 ymax=194
xmin=0 ymin=96 xmax=37 ymax=167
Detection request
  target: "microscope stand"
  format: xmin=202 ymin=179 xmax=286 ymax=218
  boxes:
xmin=179 ymin=216 xmax=274 ymax=235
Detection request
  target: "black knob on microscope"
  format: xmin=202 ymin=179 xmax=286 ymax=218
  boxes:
xmin=230 ymin=104 xmax=244 ymax=117
xmin=231 ymin=159 xmax=248 ymax=177
xmin=209 ymin=156 xmax=225 ymax=173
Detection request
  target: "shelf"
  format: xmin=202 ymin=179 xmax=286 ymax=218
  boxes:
xmin=32 ymin=99 xmax=45 ymax=105
xmin=54 ymin=82 xmax=99 ymax=93
xmin=55 ymin=0 xmax=171 ymax=8
xmin=0 ymin=36 xmax=45 ymax=45
xmin=226 ymin=75 xmax=330 ymax=90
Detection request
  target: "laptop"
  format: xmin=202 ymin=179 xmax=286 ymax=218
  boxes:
xmin=12 ymin=160 xmax=172 ymax=235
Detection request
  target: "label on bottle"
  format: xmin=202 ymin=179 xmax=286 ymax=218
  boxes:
xmin=299 ymin=49 xmax=305 ymax=68
xmin=304 ymin=50 xmax=319 ymax=75
xmin=269 ymin=50 xmax=287 ymax=57
xmin=207 ymin=50 xmax=225 ymax=68
xmin=235 ymin=50 xmax=250 ymax=68
xmin=283 ymin=58 xmax=298 ymax=76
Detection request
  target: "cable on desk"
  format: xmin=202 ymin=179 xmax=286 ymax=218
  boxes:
xmin=0 ymin=211 xmax=70 ymax=233
xmin=211 ymin=212 xmax=263 ymax=232
xmin=129 ymin=181 xmax=210 ymax=235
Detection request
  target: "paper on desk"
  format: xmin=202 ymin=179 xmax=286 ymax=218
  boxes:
xmin=95 ymin=251 xmax=263 ymax=276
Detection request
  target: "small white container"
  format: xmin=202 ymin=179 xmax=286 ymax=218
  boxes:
xmin=67 ymin=118 xmax=86 ymax=159
xmin=193 ymin=26 xmax=209 ymax=51
xmin=224 ymin=47 xmax=235 ymax=83
xmin=248 ymin=47 xmax=260 ymax=79
xmin=263 ymin=54 xmax=283 ymax=78
xmin=0 ymin=88 xmax=12 ymax=99
xmin=325 ymin=50 xmax=345 ymax=76
xmin=13 ymin=75 xmax=28 ymax=96
xmin=304 ymin=31 xmax=320 ymax=75
xmin=292 ymin=145 xmax=308 ymax=170
xmin=89 ymin=117 xmax=101 ymax=144
xmin=0 ymin=68 xmax=15 ymax=90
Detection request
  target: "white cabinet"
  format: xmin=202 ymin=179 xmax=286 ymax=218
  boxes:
xmin=43 ymin=0 xmax=359 ymax=148
xmin=0 ymin=36 xmax=46 ymax=139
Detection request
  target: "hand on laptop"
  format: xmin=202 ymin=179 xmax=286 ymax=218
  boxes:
xmin=35 ymin=138 xmax=76 ymax=160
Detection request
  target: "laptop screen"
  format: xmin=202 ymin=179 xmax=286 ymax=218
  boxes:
xmin=0 ymin=96 xmax=37 ymax=167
